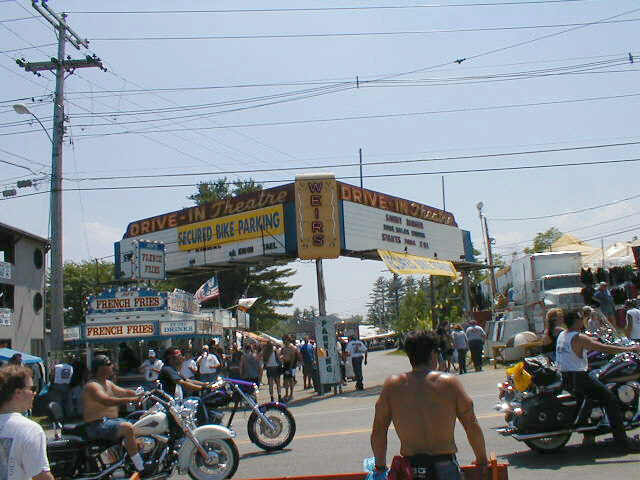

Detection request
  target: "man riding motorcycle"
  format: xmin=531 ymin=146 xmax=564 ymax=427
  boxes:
xmin=158 ymin=348 xmax=212 ymax=399
xmin=81 ymin=355 xmax=146 ymax=474
xmin=556 ymin=311 xmax=640 ymax=451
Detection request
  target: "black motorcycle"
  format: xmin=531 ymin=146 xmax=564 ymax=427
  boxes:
xmin=497 ymin=351 xmax=640 ymax=453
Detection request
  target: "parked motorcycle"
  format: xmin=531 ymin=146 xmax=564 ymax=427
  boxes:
xmin=48 ymin=388 xmax=239 ymax=480
xmin=496 ymin=351 xmax=640 ymax=453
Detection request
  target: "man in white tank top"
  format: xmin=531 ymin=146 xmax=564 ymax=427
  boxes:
xmin=624 ymin=300 xmax=640 ymax=341
xmin=556 ymin=311 xmax=640 ymax=451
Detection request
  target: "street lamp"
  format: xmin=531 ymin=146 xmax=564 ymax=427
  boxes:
xmin=13 ymin=102 xmax=64 ymax=352
xmin=476 ymin=201 xmax=497 ymax=303
xmin=13 ymin=104 xmax=53 ymax=144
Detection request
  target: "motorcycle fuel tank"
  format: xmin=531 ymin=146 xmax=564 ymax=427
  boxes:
xmin=599 ymin=353 xmax=640 ymax=383
xmin=133 ymin=410 xmax=168 ymax=435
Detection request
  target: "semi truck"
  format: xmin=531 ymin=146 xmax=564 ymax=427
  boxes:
xmin=484 ymin=252 xmax=584 ymax=358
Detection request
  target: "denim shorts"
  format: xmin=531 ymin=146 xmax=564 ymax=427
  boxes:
xmin=85 ymin=417 xmax=127 ymax=443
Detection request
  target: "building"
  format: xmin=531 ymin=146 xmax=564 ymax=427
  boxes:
xmin=0 ymin=222 xmax=48 ymax=356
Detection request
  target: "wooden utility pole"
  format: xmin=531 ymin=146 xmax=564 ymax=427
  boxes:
xmin=17 ymin=2 xmax=105 ymax=351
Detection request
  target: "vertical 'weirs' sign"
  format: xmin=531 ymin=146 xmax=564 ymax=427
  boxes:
xmin=295 ymin=174 xmax=341 ymax=259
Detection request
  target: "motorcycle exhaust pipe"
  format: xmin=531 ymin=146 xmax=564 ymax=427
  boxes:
xmin=512 ymin=425 xmax=598 ymax=441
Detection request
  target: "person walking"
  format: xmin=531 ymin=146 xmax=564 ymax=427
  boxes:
xmin=370 ymin=330 xmax=488 ymax=479
xmin=281 ymin=336 xmax=298 ymax=402
xmin=593 ymin=281 xmax=617 ymax=327
xmin=138 ymin=349 xmax=163 ymax=389
xmin=262 ymin=343 xmax=282 ymax=402
xmin=451 ymin=325 xmax=468 ymax=374
xmin=465 ymin=320 xmax=486 ymax=372
xmin=346 ymin=336 xmax=368 ymax=390
xmin=50 ymin=357 xmax=74 ymax=418
xmin=240 ymin=344 xmax=261 ymax=385
xmin=0 ymin=364 xmax=54 ymax=480
xmin=300 ymin=337 xmax=315 ymax=390
xmin=625 ymin=299 xmax=640 ymax=341
xmin=179 ymin=350 xmax=199 ymax=396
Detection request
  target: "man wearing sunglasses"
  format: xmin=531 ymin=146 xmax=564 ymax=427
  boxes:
xmin=82 ymin=355 xmax=146 ymax=475
xmin=0 ymin=364 xmax=54 ymax=480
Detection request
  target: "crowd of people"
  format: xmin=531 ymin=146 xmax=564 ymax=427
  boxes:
xmin=432 ymin=319 xmax=487 ymax=375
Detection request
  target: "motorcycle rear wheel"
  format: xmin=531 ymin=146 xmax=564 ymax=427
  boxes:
xmin=524 ymin=433 xmax=571 ymax=453
xmin=187 ymin=438 xmax=239 ymax=480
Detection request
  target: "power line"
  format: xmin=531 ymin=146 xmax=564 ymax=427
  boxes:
xmin=0 ymin=43 xmax=56 ymax=54
xmin=65 ymin=139 xmax=640 ymax=183
xmin=4 ymin=155 xmax=640 ymax=201
xmin=44 ymin=90 xmax=640 ymax=137
xmin=490 ymin=192 xmax=640 ymax=222
xmin=67 ymin=1 xmax=594 ymax=15
xmin=89 ymin=18 xmax=640 ymax=42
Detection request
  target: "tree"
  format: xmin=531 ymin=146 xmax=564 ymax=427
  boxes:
xmin=524 ymin=227 xmax=562 ymax=254
xmin=188 ymin=178 xmax=262 ymax=205
xmin=367 ymin=276 xmax=390 ymax=329
xmin=46 ymin=260 xmax=115 ymax=328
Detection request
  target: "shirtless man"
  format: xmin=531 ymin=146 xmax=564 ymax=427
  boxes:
xmin=82 ymin=355 xmax=146 ymax=474
xmin=371 ymin=330 xmax=487 ymax=480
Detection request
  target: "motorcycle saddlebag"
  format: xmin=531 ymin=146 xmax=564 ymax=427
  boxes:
xmin=47 ymin=435 xmax=84 ymax=478
xmin=523 ymin=359 xmax=559 ymax=387
xmin=514 ymin=398 xmax=577 ymax=433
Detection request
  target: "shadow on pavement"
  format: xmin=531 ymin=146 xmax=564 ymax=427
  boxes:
xmin=240 ymin=448 xmax=292 ymax=460
xmin=287 ymin=385 xmax=383 ymax=407
xmin=500 ymin=443 xmax=639 ymax=470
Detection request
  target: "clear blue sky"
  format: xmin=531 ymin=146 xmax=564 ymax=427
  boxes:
xmin=1 ymin=0 xmax=639 ymax=317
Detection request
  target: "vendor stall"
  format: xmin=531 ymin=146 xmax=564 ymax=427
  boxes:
xmin=66 ymin=287 xmax=223 ymax=371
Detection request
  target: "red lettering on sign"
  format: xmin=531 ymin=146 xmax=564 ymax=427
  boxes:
xmin=311 ymin=221 xmax=324 ymax=233
xmin=312 ymin=234 xmax=325 ymax=246
xmin=308 ymin=183 xmax=323 ymax=193
xmin=310 ymin=195 xmax=321 ymax=206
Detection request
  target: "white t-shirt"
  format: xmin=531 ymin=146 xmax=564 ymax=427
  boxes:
xmin=198 ymin=353 xmax=220 ymax=374
xmin=53 ymin=363 xmax=73 ymax=384
xmin=627 ymin=308 xmax=640 ymax=339
xmin=141 ymin=359 xmax=164 ymax=381
xmin=0 ymin=413 xmax=50 ymax=480
xmin=180 ymin=358 xmax=197 ymax=379
xmin=346 ymin=340 xmax=367 ymax=358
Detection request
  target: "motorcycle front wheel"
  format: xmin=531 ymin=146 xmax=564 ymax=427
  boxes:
xmin=187 ymin=438 xmax=239 ymax=480
xmin=247 ymin=404 xmax=296 ymax=451
xmin=524 ymin=433 xmax=571 ymax=453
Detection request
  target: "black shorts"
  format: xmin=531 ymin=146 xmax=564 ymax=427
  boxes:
xmin=266 ymin=366 xmax=281 ymax=379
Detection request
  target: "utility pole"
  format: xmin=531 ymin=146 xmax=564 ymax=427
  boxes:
xmin=358 ymin=148 xmax=363 ymax=189
xmin=484 ymin=217 xmax=497 ymax=299
xmin=17 ymin=2 xmax=105 ymax=351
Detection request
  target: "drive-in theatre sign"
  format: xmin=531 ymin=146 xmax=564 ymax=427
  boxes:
xmin=115 ymin=176 xmax=474 ymax=277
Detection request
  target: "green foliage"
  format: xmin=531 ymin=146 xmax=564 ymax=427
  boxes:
xmin=46 ymin=260 xmax=115 ymax=327
xmin=187 ymin=178 xmax=262 ymax=205
xmin=524 ymin=227 xmax=562 ymax=254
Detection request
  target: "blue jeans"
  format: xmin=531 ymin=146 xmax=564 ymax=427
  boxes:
xmin=85 ymin=418 xmax=127 ymax=443
xmin=352 ymin=357 xmax=364 ymax=388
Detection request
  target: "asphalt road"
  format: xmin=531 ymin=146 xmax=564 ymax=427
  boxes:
xmin=225 ymin=350 xmax=640 ymax=480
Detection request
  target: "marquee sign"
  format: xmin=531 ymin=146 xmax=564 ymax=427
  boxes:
xmin=295 ymin=174 xmax=341 ymax=259
xmin=124 ymin=184 xmax=293 ymax=238
xmin=341 ymin=201 xmax=465 ymax=262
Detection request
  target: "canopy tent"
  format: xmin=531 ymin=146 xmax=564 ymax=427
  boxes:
xmin=551 ymin=234 xmax=636 ymax=268
xmin=0 ymin=348 xmax=43 ymax=365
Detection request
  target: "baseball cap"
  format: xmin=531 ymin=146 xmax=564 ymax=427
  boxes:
xmin=148 ymin=349 xmax=156 ymax=357
xmin=93 ymin=355 xmax=112 ymax=372
xmin=599 ymin=281 xmax=608 ymax=287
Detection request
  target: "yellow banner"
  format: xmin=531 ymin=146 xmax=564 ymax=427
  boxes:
xmin=177 ymin=205 xmax=284 ymax=251
xmin=295 ymin=174 xmax=341 ymax=259
xmin=377 ymin=249 xmax=457 ymax=277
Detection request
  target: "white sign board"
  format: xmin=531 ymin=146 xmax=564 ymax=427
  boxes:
xmin=116 ymin=240 xmax=166 ymax=281
xmin=0 ymin=308 xmax=11 ymax=326
xmin=342 ymin=202 xmax=465 ymax=262
xmin=0 ymin=262 xmax=11 ymax=281
xmin=116 ymin=205 xmax=287 ymax=274
xmin=64 ymin=326 xmax=81 ymax=341
xmin=160 ymin=321 xmax=195 ymax=335
xmin=314 ymin=316 xmax=341 ymax=386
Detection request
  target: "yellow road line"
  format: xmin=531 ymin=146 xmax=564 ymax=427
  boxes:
xmin=237 ymin=413 xmax=503 ymax=445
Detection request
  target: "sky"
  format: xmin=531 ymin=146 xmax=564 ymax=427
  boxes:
xmin=1 ymin=0 xmax=640 ymax=318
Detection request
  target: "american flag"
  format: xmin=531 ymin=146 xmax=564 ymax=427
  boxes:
xmin=195 ymin=276 xmax=220 ymax=303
